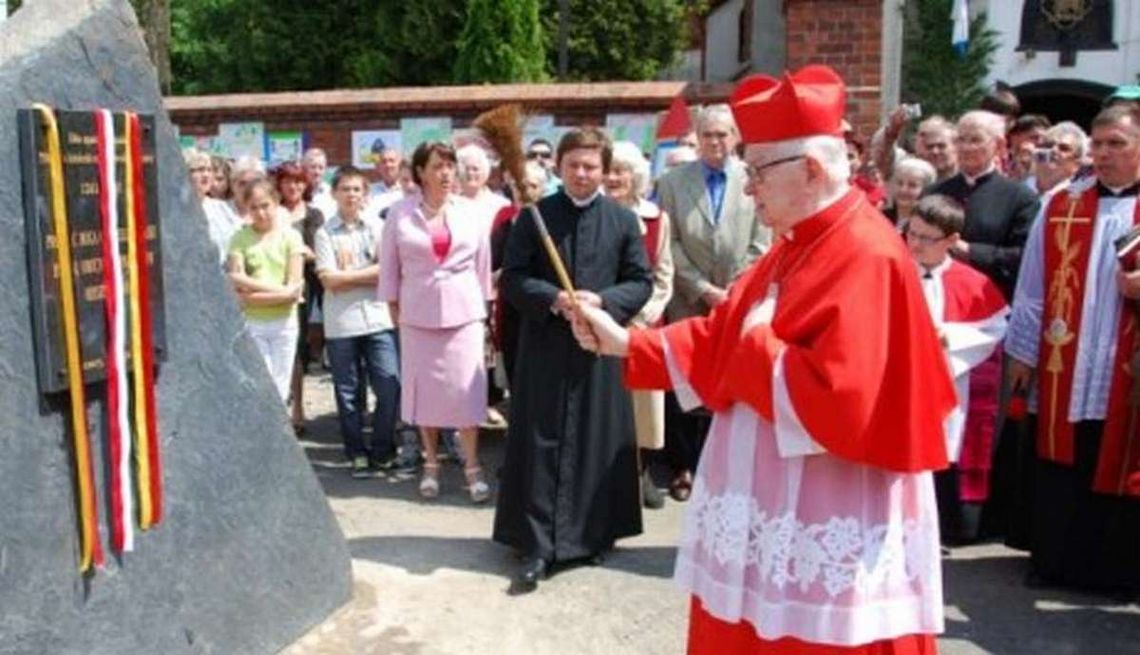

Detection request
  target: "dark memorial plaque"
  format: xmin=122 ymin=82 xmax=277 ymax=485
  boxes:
xmin=17 ymin=109 xmax=166 ymax=395
xmin=1 ymin=3 xmax=349 ymax=652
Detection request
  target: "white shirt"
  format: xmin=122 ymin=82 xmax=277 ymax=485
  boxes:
xmin=310 ymin=181 xmax=337 ymax=220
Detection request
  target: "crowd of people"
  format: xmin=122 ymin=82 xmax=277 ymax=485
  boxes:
xmin=184 ymin=70 xmax=1140 ymax=648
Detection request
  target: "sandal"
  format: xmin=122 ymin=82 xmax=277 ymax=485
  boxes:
xmin=419 ymin=462 xmax=440 ymax=499
xmin=464 ymin=466 xmax=491 ymax=504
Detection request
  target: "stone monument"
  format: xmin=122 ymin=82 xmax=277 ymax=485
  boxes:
xmin=0 ymin=1 xmax=352 ymax=652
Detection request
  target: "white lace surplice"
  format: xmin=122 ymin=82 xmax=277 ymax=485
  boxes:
xmin=664 ymin=337 xmax=944 ymax=647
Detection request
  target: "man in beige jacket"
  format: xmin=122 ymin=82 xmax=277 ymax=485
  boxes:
xmin=654 ymin=104 xmax=770 ymax=500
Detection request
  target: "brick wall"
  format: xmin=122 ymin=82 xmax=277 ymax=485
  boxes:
xmin=784 ymin=0 xmax=882 ymax=140
xmin=166 ymin=82 xmax=735 ymax=167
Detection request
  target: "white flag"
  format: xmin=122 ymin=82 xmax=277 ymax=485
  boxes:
xmin=952 ymin=0 xmax=969 ymax=56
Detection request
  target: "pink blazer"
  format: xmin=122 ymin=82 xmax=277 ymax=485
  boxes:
xmin=378 ymin=194 xmax=493 ymax=329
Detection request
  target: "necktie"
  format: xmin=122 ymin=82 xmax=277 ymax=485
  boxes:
xmin=707 ymin=170 xmax=726 ymax=223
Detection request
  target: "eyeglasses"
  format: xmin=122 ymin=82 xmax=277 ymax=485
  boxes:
xmin=700 ymin=130 xmax=732 ymax=141
xmin=526 ymin=150 xmax=552 ymax=160
xmin=904 ymin=228 xmax=947 ymax=245
xmin=744 ymin=155 xmax=805 ymax=181
xmin=1037 ymin=140 xmax=1076 ymax=154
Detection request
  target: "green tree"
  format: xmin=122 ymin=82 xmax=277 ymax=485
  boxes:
xmin=540 ymin=0 xmax=689 ymax=81
xmin=380 ymin=1 xmax=466 ymax=86
xmin=453 ymin=0 xmax=546 ymax=84
xmin=165 ymin=0 xmax=689 ymax=94
xmin=170 ymin=0 xmax=415 ymax=94
xmin=901 ymin=0 xmax=1000 ymax=119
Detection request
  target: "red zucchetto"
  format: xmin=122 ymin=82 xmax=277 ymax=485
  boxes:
xmin=730 ymin=64 xmax=847 ymax=144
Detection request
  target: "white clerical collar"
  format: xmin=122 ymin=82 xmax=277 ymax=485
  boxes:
xmin=568 ymin=188 xmax=602 ymax=208
xmin=962 ymin=165 xmax=996 ymax=187
xmin=918 ymin=256 xmax=952 ymax=280
xmin=1100 ymin=182 xmax=1140 ymax=197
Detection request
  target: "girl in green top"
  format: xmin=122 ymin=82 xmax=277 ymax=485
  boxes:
xmin=226 ymin=179 xmax=305 ymax=403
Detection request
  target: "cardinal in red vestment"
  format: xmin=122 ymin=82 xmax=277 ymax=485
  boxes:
xmin=571 ymin=65 xmax=957 ymax=654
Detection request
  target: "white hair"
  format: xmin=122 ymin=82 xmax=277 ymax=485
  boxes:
xmin=917 ymin=115 xmax=957 ymax=140
xmin=696 ymin=103 xmax=738 ymax=136
xmin=231 ymin=155 xmax=265 ymax=177
xmin=1045 ymin=121 xmax=1090 ymax=160
xmin=301 ymin=147 xmax=327 ymax=164
xmin=755 ymin=135 xmax=850 ymax=184
xmin=957 ymin=110 xmax=1006 ymax=142
xmin=182 ymin=147 xmax=211 ymax=169
xmin=456 ymin=144 xmax=491 ymax=181
xmin=610 ymin=140 xmax=651 ymax=197
xmin=665 ymin=146 xmax=698 ymax=168
xmin=891 ymin=156 xmax=937 ymax=186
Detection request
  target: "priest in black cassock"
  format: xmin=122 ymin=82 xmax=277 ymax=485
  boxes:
xmin=925 ymin=109 xmax=1039 ymax=299
xmin=492 ymin=127 xmax=653 ymax=593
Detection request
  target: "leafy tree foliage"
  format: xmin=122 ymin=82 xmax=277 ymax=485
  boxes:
xmin=376 ymin=1 xmax=469 ymax=86
xmin=171 ymin=0 xmax=473 ymax=94
xmin=453 ymin=0 xmax=546 ymax=84
xmin=540 ymin=0 xmax=689 ymax=81
xmin=901 ymin=0 xmax=1000 ymax=119
xmin=162 ymin=0 xmax=689 ymax=94
xmin=15 ymin=0 xmax=690 ymax=91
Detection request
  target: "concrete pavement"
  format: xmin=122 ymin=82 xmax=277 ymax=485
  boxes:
xmin=284 ymin=372 xmax=1140 ymax=654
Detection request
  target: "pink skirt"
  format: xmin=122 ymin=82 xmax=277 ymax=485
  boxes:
xmin=399 ymin=321 xmax=486 ymax=428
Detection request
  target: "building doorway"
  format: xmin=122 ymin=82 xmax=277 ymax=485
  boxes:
xmin=1014 ymin=78 xmax=1114 ymax=130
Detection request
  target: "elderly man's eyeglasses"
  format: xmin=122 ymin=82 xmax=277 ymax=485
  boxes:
xmin=744 ymin=155 xmax=805 ymax=181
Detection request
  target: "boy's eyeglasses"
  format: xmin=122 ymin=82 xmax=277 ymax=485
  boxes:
xmin=905 ymin=228 xmax=947 ymax=245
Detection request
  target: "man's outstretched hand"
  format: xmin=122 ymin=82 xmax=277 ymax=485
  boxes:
xmin=571 ymin=304 xmax=630 ymax=357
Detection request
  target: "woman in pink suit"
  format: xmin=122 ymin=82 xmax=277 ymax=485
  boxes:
xmin=379 ymin=141 xmax=494 ymax=503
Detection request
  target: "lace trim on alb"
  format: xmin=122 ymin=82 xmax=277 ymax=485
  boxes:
xmin=681 ymin=490 xmax=936 ymax=599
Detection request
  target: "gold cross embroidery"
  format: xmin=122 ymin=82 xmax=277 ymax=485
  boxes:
xmin=1043 ymin=199 xmax=1092 ymax=457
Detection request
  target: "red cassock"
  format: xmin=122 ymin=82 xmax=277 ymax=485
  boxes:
xmin=624 ymin=189 xmax=956 ymax=654
xmin=921 ymin=258 xmax=1009 ymax=500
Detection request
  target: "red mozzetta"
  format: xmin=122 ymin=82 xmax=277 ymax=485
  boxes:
xmin=624 ymin=189 xmax=955 ymax=473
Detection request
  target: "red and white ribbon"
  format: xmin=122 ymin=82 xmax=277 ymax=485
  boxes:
xmin=95 ymin=109 xmax=134 ymax=552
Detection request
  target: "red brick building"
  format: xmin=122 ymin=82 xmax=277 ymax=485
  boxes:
xmin=784 ymin=0 xmax=884 ymax=137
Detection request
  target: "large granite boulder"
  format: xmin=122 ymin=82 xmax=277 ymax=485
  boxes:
xmin=0 ymin=1 xmax=352 ymax=653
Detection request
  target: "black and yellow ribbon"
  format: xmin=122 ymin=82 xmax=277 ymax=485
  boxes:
xmin=34 ymin=103 xmax=104 ymax=572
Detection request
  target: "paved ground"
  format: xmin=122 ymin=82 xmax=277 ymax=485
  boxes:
xmin=283 ymin=372 xmax=1140 ymax=655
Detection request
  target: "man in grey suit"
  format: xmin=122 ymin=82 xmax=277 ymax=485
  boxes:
xmin=654 ymin=104 xmax=771 ymax=501
xmin=657 ymin=105 xmax=769 ymax=319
